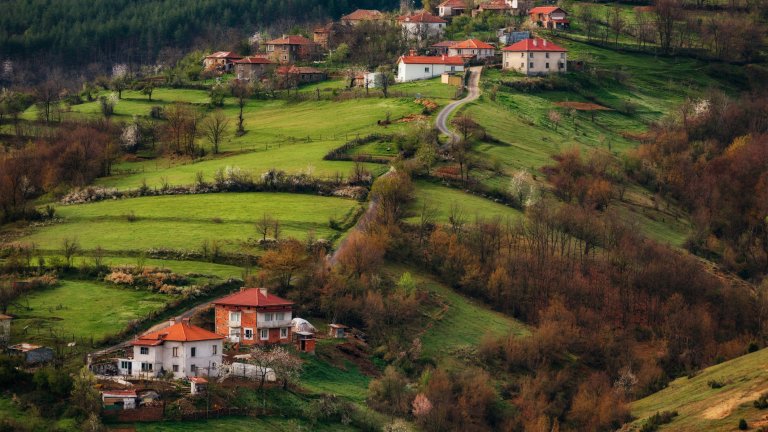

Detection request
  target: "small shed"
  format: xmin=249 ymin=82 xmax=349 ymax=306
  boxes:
xmin=294 ymin=331 xmax=316 ymax=354
xmin=190 ymin=377 xmax=208 ymax=395
xmin=102 ymin=390 xmax=137 ymax=410
xmin=9 ymin=343 xmax=54 ymax=365
xmin=328 ymin=324 xmax=348 ymax=339
xmin=441 ymin=73 xmax=463 ymax=86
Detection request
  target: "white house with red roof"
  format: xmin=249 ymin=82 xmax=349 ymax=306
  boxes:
xmin=438 ymin=0 xmax=467 ymax=17
xmin=448 ymin=39 xmax=496 ymax=60
xmin=117 ymin=319 xmax=224 ymax=379
xmin=398 ymin=11 xmax=447 ymax=40
xmin=396 ymin=51 xmax=465 ymax=82
xmin=203 ymin=51 xmax=243 ymax=72
xmin=529 ymin=6 xmax=569 ymax=29
xmin=502 ymin=37 xmax=567 ymax=75
xmin=213 ymin=288 xmax=293 ymax=346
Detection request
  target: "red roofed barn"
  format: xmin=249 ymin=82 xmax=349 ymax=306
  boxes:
xmin=117 ymin=318 xmax=224 ymax=379
xmin=529 ymin=6 xmax=569 ymax=29
xmin=213 ymin=288 xmax=293 ymax=345
xmin=502 ymin=37 xmax=567 ymax=75
xmin=396 ymin=50 xmax=465 ymax=82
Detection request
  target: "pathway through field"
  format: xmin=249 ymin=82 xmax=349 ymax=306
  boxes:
xmin=435 ymin=66 xmax=482 ymax=144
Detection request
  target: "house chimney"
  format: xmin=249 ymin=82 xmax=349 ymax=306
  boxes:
xmin=259 ymin=287 xmax=268 ymax=296
xmin=543 ymin=39 xmax=548 ymax=47
xmin=409 ymin=48 xmax=416 ymax=56
xmin=442 ymin=54 xmax=446 ymax=60
xmin=182 ymin=318 xmax=190 ymax=325
xmin=169 ymin=318 xmax=176 ymax=327
xmin=240 ymin=287 xmax=247 ymax=292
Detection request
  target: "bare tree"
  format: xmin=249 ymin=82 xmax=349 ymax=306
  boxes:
xmin=231 ymin=81 xmax=252 ymax=135
xmin=548 ymin=110 xmax=562 ymax=132
xmin=34 ymin=80 xmax=61 ymax=124
xmin=202 ymin=110 xmax=230 ymax=154
xmin=654 ymin=0 xmax=681 ymax=54
xmin=62 ymin=237 xmax=80 ymax=268
xmin=255 ymin=213 xmax=275 ymax=241
xmin=376 ymin=66 xmax=394 ymax=98
xmin=608 ymin=6 xmax=626 ymax=46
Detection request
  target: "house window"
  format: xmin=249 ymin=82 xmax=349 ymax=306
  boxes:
xmin=561 ymin=53 xmax=565 ymax=58
xmin=211 ymin=362 xmax=216 ymax=370
xmin=546 ymin=53 xmax=550 ymax=58
xmin=120 ymin=361 xmax=130 ymax=369
xmin=280 ymin=328 xmax=289 ymax=339
xmin=141 ymin=362 xmax=153 ymax=372
xmin=276 ymin=312 xmax=285 ymax=321
xmin=212 ymin=345 xmax=217 ymax=355
xmin=172 ymin=347 xmax=178 ymax=357
xmin=191 ymin=347 xmax=196 ymax=357
xmin=140 ymin=347 xmax=149 ymax=355
xmin=190 ymin=364 xmax=197 ymax=373
xmin=264 ymin=313 xmax=273 ymax=322
xmin=424 ymin=67 xmax=430 ymax=73
xmin=244 ymin=328 xmax=254 ymax=340
xmin=172 ymin=365 xmax=179 ymax=372
xmin=546 ymin=63 xmax=550 ymax=68
xmin=520 ymin=53 xmax=524 ymax=57
xmin=529 ymin=62 xmax=534 ymax=68
xmin=260 ymin=329 xmax=269 ymax=340
xmin=229 ymin=311 xmax=241 ymax=323
xmin=529 ymin=53 xmax=534 ymax=58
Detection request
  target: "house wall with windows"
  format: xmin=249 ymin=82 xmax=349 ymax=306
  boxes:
xmin=502 ymin=50 xmax=567 ymax=75
xmin=213 ymin=288 xmax=294 ymax=346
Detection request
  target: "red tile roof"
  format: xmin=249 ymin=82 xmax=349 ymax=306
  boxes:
xmin=502 ymin=37 xmax=567 ymax=52
xmin=398 ymin=11 xmax=447 ymax=24
xmin=234 ymin=57 xmax=274 ymax=64
xmin=451 ymin=39 xmax=495 ymax=49
xmin=529 ymin=6 xmax=566 ymax=15
xmin=213 ymin=288 xmax=294 ymax=307
xmin=341 ymin=9 xmax=385 ymax=21
xmin=205 ymin=51 xmax=243 ymax=60
xmin=398 ymin=55 xmax=465 ymax=65
xmin=267 ymin=35 xmax=315 ymax=45
xmin=438 ymin=0 xmax=467 ymax=8
xmin=431 ymin=40 xmax=461 ymax=48
xmin=480 ymin=0 xmax=514 ymax=10
xmin=132 ymin=321 xmax=223 ymax=346
xmin=102 ymin=390 xmax=137 ymax=397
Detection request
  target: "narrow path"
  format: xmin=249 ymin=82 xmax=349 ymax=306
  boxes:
xmin=435 ymin=66 xmax=483 ymax=144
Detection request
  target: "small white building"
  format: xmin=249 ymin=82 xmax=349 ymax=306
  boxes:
xmin=447 ymin=39 xmax=496 ymax=61
xmin=101 ymin=390 xmax=137 ymax=410
xmin=397 ymin=11 xmax=447 ymax=41
xmin=396 ymin=52 xmax=465 ymax=82
xmin=502 ymin=37 xmax=567 ymax=76
xmin=117 ymin=319 xmax=224 ymax=379
xmin=438 ymin=0 xmax=467 ymax=17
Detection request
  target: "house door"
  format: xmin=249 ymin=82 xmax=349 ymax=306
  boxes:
xmin=127 ymin=362 xmax=132 ymax=375
xmin=300 ymin=340 xmax=306 ymax=351
xmin=229 ymin=328 xmax=240 ymax=343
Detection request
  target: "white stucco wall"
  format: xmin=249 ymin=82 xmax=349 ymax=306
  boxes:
xmin=396 ymin=62 xmax=464 ymax=82
xmin=502 ymin=51 xmax=567 ymax=75
xmin=119 ymin=340 xmax=223 ymax=379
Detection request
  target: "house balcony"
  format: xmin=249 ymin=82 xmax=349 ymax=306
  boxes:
xmin=257 ymin=319 xmax=292 ymax=329
xmin=229 ymin=321 xmax=242 ymax=328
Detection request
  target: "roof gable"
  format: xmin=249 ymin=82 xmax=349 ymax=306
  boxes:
xmin=214 ymin=288 xmax=294 ymax=307
xmin=341 ymin=9 xmax=384 ymax=21
xmin=439 ymin=0 xmax=467 ymax=8
xmin=502 ymin=37 xmax=567 ymax=52
xmin=529 ymin=6 xmax=566 ymax=15
xmin=451 ymin=39 xmax=495 ymax=49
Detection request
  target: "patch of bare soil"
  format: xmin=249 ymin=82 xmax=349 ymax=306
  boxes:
xmin=554 ymin=101 xmax=612 ymax=111
xmin=702 ymin=389 xmax=765 ymax=420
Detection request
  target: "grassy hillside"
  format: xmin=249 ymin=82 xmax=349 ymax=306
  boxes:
xmin=408 ymin=180 xmax=524 ymax=224
xmin=16 ymin=193 xmax=360 ymax=253
xmin=630 ymin=348 xmax=768 ymax=431
xmin=7 ymin=279 xmax=170 ymax=343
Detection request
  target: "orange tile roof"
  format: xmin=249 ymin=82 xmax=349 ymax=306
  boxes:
xmin=132 ymin=321 xmax=223 ymax=346
xmin=341 ymin=9 xmax=385 ymax=21
xmin=451 ymin=39 xmax=495 ymax=49
xmin=398 ymin=55 xmax=465 ymax=65
xmin=213 ymin=288 xmax=293 ymax=307
xmin=480 ymin=0 xmax=514 ymax=10
xmin=529 ymin=6 xmax=566 ymax=15
xmin=438 ymin=0 xmax=467 ymax=7
xmin=398 ymin=11 xmax=447 ymax=24
xmin=502 ymin=37 xmax=567 ymax=52
xmin=205 ymin=51 xmax=243 ymax=59
xmin=267 ymin=35 xmax=315 ymax=45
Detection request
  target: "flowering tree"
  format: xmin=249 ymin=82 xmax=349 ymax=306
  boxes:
xmin=509 ymin=170 xmax=540 ymax=208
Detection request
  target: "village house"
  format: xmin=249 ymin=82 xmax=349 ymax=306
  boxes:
xmin=117 ymin=319 xmax=224 ymax=379
xmin=233 ymin=56 xmax=275 ymax=81
xmin=502 ymin=37 xmax=567 ymax=75
xmin=431 ymin=40 xmax=460 ymax=55
xmin=313 ymin=23 xmax=334 ymax=50
xmin=448 ymin=39 xmax=496 ymax=61
xmin=476 ymin=0 xmax=519 ymax=16
xmin=396 ymin=50 xmax=465 ymax=82
xmin=276 ymin=65 xmax=328 ymax=88
xmin=203 ymin=51 xmax=243 ymax=72
xmin=438 ymin=0 xmax=467 ymax=18
xmin=340 ymin=9 xmax=385 ymax=26
xmin=101 ymin=390 xmax=137 ymax=410
xmin=265 ymin=35 xmax=318 ymax=64
xmin=529 ymin=6 xmax=569 ymax=29
xmin=0 ymin=314 xmax=10 ymax=346
xmin=398 ymin=11 xmax=447 ymax=41
xmin=213 ymin=288 xmax=293 ymax=346
xmin=9 ymin=343 xmax=54 ymax=365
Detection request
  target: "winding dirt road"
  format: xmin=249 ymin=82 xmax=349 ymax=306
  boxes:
xmin=435 ymin=66 xmax=483 ymax=144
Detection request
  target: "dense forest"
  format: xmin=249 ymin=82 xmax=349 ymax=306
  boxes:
xmin=0 ymin=0 xmax=400 ymax=74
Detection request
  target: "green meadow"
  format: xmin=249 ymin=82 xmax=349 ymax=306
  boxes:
xmin=408 ymin=180 xmax=523 ymax=224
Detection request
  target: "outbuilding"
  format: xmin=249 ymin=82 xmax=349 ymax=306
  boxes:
xmin=396 ymin=51 xmax=465 ymax=82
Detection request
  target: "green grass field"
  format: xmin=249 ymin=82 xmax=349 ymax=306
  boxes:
xmin=18 ymin=193 xmax=361 ymax=253
xmin=0 ymin=397 xmax=78 ymax=431
xmin=7 ymin=280 xmax=169 ymax=342
xmin=133 ymin=416 xmax=358 ymax=432
xmin=300 ymin=341 xmax=372 ymax=404
xmin=408 ymin=180 xmax=523 ymax=224
xmin=59 ymin=255 xmax=245 ymax=279
xmin=630 ymin=348 xmax=768 ymax=431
